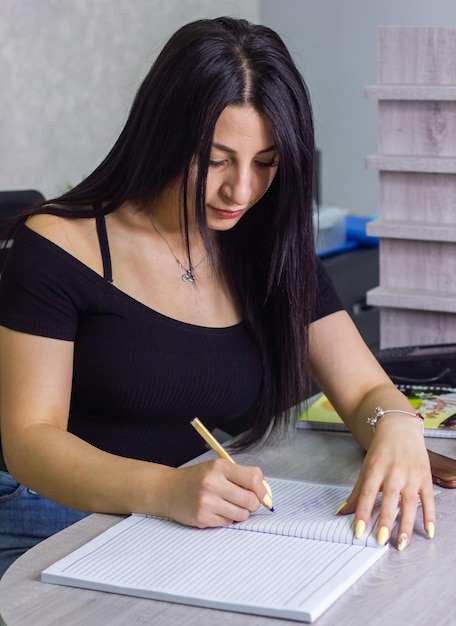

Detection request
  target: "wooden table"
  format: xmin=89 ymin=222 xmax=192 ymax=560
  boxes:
xmin=1 ymin=429 xmax=455 ymax=626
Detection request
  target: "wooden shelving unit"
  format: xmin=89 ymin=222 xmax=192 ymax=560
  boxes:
xmin=365 ymin=26 xmax=456 ymax=348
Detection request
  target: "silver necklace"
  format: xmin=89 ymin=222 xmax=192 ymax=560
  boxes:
xmin=151 ymin=219 xmax=206 ymax=283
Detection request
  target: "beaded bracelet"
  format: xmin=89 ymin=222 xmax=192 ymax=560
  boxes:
xmin=367 ymin=406 xmax=425 ymax=434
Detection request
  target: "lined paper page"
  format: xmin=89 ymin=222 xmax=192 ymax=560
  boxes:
xmin=42 ymin=512 xmax=388 ymax=623
xmin=230 ymin=478 xmax=382 ymax=547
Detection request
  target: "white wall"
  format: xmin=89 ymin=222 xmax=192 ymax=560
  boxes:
xmin=0 ymin=0 xmax=259 ymax=199
xmin=260 ymin=0 xmax=456 ymax=215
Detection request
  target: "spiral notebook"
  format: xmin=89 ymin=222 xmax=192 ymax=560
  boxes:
xmin=41 ymin=478 xmax=390 ymax=623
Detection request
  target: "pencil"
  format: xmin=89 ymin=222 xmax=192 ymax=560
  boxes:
xmin=190 ymin=417 xmax=274 ymax=512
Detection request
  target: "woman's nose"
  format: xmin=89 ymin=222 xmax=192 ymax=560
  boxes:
xmin=221 ymin=171 xmax=252 ymax=206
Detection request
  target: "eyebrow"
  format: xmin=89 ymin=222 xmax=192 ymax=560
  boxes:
xmin=211 ymin=142 xmax=277 ymax=155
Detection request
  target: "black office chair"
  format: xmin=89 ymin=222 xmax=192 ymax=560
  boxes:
xmin=0 ymin=189 xmax=45 ymax=226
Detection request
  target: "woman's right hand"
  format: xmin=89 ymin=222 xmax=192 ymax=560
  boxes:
xmin=162 ymin=459 xmax=268 ymax=527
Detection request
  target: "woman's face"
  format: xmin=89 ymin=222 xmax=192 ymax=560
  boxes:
xmin=203 ymin=105 xmax=279 ymax=231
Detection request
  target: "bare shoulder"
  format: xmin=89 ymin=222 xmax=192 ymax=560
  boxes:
xmin=26 ymin=213 xmax=102 ymax=275
xmin=26 ymin=213 xmax=95 ymax=244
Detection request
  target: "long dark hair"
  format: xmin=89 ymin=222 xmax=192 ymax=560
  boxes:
xmin=8 ymin=17 xmax=317 ymax=447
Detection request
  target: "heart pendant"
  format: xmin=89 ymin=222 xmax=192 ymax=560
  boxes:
xmin=182 ymin=271 xmax=196 ymax=283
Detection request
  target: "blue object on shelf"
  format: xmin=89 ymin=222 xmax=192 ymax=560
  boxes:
xmin=345 ymin=215 xmax=379 ymax=247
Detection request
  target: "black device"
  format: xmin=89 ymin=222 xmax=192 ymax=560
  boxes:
xmin=375 ymin=343 xmax=456 ymax=386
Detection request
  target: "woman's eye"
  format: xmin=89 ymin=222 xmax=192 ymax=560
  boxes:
xmin=209 ymin=159 xmax=226 ymax=168
xmin=256 ymin=159 xmax=279 ymax=169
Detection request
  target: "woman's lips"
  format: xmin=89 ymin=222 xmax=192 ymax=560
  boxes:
xmin=209 ymin=206 xmax=244 ymax=219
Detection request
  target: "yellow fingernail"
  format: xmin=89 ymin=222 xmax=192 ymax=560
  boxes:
xmin=397 ymin=532 xmax=408 ymax=551
xmin=334 ymin=501 xmax=347 ymax=516
xmin=263 ymin=480 xmax=272 ymax=498
xmin=262 ymin=493 xmax=273 ymax=510
xmin=354 ymin=519 xmax=366 ymax=538
xmin=377 ymin=526 xmax=389 ymax=546
xmin=426 ymin=522 xmax=435 ymax=539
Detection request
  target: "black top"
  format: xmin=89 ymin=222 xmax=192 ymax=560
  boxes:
xmin=0 ymin=221 xmax=343 ymax=469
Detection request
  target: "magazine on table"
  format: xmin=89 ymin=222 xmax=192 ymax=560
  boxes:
xmin=297 ymin=384 xmax=456 ymax=438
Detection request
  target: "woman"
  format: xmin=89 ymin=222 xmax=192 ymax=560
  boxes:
xmin=0 ymin=16 xmax=434 ymax=576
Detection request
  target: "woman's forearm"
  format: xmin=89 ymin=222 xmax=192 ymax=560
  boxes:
xmin=3 ymin=423 xmax=175 ymax=516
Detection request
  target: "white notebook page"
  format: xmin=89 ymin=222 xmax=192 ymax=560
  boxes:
xmin=42 ymin=479 xmax=389 ymax=623
xmin=229 ymin=477 xmax=381 ymax=546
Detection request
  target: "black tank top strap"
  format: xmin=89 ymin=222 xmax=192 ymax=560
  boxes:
xmin=95 ymin=215 xmax=113 ymax=283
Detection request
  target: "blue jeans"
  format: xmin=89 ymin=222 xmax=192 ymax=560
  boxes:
xmin=0 ymin=470 xmax=89 ymax=578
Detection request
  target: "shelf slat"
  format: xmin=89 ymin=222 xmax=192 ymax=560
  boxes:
xmin=365 ymin=84 xmax=456 ymax=100
xmin=367 ymin=286 xmax=456 ymax=313
xmin=366 ymin=219 xmax=456 ymax=242
xmin=366 ymin=155 xmax=456 ymax=173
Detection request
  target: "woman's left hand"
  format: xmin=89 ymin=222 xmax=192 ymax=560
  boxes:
xmin=339 ymin=414 xmax=435 ymax=550
xmin=309 ymin=310 xmax=436 ymax=550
